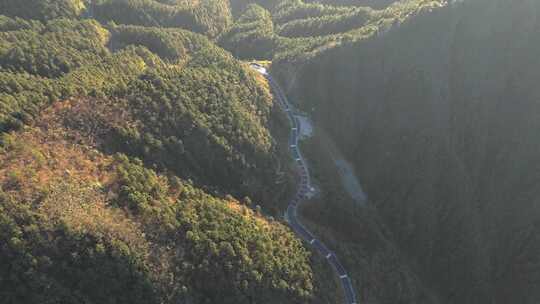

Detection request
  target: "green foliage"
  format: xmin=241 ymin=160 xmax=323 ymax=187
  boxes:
xmin=0 ymin=13 xmax=294 ymax=212
xmin=221 ymin=3 xmax=342 ymax=61
xmin=0 ymin=0 xmax=84 ymax=21
xmin=111 ymin=154 xmax=314 ymax=302
xmin=0 ymin=18 xmax=108 ymax=78
xmin=108 ymin=57 xmax=290 ymax=212
xmin=272 ymin=0 xmax=350 ymax=24
xmin=92 ymin=0 xmax=232 ymax=37
xmin=221 ymin=0 xmax=444 ymax=61
xmin=110 ymin=24 xmax=213 ymax=61
xmin=0 ymin=15 xmax=42 ymax=31
xmin=277 ymin=6 xmax=373 ymax=37
xmin=0 ymin=2 xmax=361 ymax=303
xmin=0 ymin=192 xmax=160 ymax=304
xmin=229 ymin=0 xmax=284 ymax=16
xmin=304 ymin=0 xmax=397 ymax=9
xmin=0 ymin=17 xmax=162 ymax=132
xmin=219 ymin=4 xmax=279 ymax=59
xmin=0 ymin=148 xmax=314 ymax=304
xmin=116 ymin=155 xmax=170 ymax=213
xmin=175 ymin=183 xmax=313 ymax=303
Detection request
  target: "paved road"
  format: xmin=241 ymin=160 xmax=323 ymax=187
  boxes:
xmin=251 ymin=64 xmax=358 ymax=304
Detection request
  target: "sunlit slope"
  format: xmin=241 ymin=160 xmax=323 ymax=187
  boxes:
xmin=91 ymin=0 xmax=232 ymax=37
xmin=220 ymin=0 xmax=445 ymax=60
xmin=0 ymin=106 xmax=313 ymax=303
xmin=0 ymin=16 xmax=295 ymax=214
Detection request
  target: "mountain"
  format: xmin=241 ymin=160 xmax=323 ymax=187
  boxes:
xmin=0 ymin=0 xmax=86 ymax=21
xmin=1 ymin=0 xmax=539 ymax=303
xmin=0 ymin=2 xmax=311 ymax=303
xmin=270 ymin=0 xmax=540 ymax=303
xmin=91 ymin=0 xmax=232 ymax=38
xmin=0 ymin=111 xmax=312 ymax=303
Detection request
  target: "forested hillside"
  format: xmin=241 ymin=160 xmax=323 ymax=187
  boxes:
xmin=222 ymin=1 xmax=452 ymax=303
xmin=272 ymin=0 xmax=540 ymax=303
xmin=0 ymin=1 xmax=313 ymax=303
xmin=220 ymin=0 xmax=443 ymax=61
xmin=0 ymin=12 xmax=298 ymax=213
xmin=2 ymin=0 xmax=538 ymax=303
xmin=0 ymin=106 xmax=313 ymax=303
xmin=92 ymin=0 xmax=232 ymax=37
xmin=0 ymin=1 xmax=453 ymax=304
xmin=0 ymin=0 xmax=85 ymax=21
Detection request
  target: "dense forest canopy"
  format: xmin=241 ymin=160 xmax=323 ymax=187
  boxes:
xmin=220 ymin=0 xmax=444 ymax=60
xmin=0 ymin=113 xmax=313 ymax=303
xmin=91 ymin=0 xmax=233 ymax=37
xmin=1 ymin=0 xmax=539 ymax=303
xmin=0 ymin=1 xmax=311 ymax=303
xmin=0 ymin=0 xmax=85 ymax=21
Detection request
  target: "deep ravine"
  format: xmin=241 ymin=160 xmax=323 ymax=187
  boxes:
xmin=251 ymin=64 xmax=359 ymax=304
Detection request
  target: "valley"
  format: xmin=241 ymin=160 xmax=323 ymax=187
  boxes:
xmin=1 ymin=1 xmax=539 ymax=304
xmin=252 ymin=63 xmax=357 ymax=304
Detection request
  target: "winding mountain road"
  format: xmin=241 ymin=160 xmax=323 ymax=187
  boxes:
xmin=251 ymin=64 xmax=358 ymax=304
